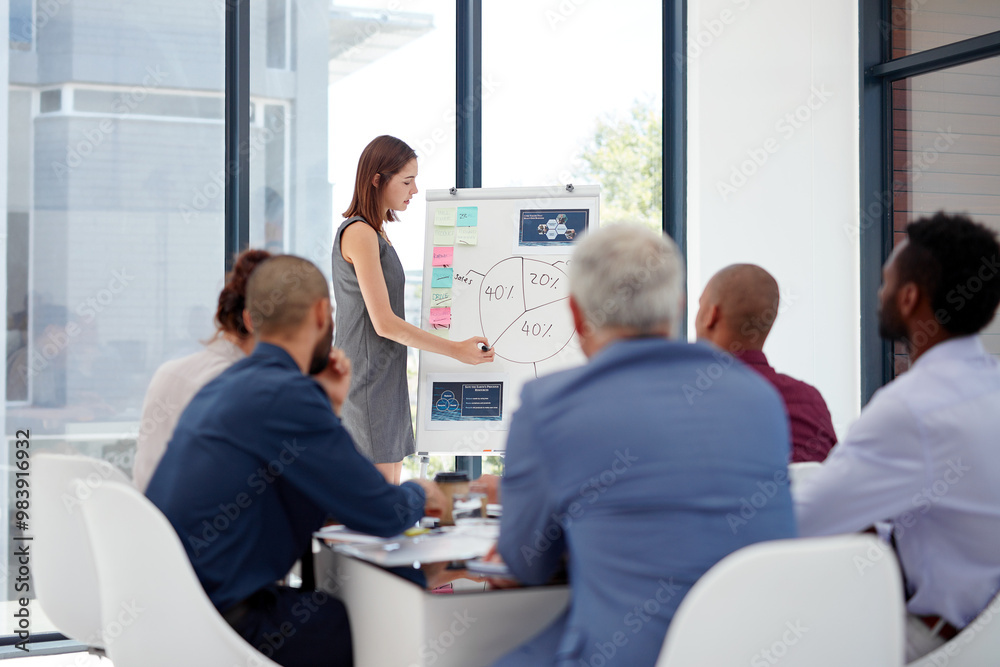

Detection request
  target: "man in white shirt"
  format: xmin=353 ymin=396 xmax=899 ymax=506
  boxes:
xmin=794 ymin=212 xmax=1000 ymax=661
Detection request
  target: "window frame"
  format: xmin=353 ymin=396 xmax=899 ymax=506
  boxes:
xmin=859 ymin=2 xmax=1000 ymax=404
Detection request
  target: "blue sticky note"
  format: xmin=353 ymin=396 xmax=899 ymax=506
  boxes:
xmin=457 ymin=206 xmax=478 ymax=227
xmin=432 ymin=268 xmax=453 ymax=288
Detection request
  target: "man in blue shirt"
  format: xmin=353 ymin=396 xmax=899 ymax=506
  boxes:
xmin=147 ymin=255 xmax=445 ymax=667
xmin=492 ymin=225 xmax=798 ymax=667
xmin=795 ymin=213 xmax=1000 ymax=660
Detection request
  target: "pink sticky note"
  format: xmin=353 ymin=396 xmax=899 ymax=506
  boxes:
xmin=429 ymin=307 xmax=452 ymax=328
xmin=432 ymin=246 xmax=454 ymax=267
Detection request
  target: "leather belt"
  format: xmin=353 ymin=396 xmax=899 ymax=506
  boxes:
xmin=917 ymin=615 xmax=961 ymax=642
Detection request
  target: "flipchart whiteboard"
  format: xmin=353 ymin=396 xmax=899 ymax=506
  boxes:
xmin=416 ymin=186 xmax=600 ymax=454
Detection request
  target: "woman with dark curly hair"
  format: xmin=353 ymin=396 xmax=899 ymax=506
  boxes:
xmin=133 ymin=249 xmax=271 ymax=491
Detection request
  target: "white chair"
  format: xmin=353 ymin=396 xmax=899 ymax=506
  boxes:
xmin=79 ymin=480 xmax=281 ymax=667
xmin=787 ymin=461 xmax=824 ymax=492
xmin=656 ymin=535 xmax=905 ymax=667
xmin=907 ymin=589 xmax=1000 ymax=667
xmin=34 ymin=453 xmax=131 ymax=650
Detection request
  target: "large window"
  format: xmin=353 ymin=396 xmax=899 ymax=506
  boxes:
xmin=482 ymin=0 xmax=664 ymax=232
xmin=861 ymin=2 xmax=1000 ymax=397
xmin=891 ymin=55 xmax=1000 ymax=371
xmin=3 ymin=0 xmax=226 ymax=641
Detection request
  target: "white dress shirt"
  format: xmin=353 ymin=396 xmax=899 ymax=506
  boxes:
xmin=795 ymin=336 xmax=1000 ymax=627
xmin=132 ymin=338 xmax=245 ymax=492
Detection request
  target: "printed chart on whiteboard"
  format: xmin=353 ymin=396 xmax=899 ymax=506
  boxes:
xmin=416 ymin=186 xmax=599 ymax=454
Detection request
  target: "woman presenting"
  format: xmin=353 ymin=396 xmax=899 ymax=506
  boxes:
xmin=334 ymin=135 xmax=494 ymax=484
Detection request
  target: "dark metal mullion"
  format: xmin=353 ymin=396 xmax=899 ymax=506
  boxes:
xmin=225 ymin=0 xmax=251 ymax=272
xmin=871 ymin=30 xmax=1000 ymax=81
xmin=455 ymin=0 xmax=483 ymax=478
xmin=664 ymin=0 xmax=687 ymax=339
xmin=455 ymin=0 xmax=482 ymax=190
xmin=859 ymin=0 xmax=894 ymax=405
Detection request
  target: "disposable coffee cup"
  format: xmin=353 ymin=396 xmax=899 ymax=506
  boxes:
xmin=452 ymin=492 xmax=488 ymax=524
xmin=434 ymin=471 xmax=470 ymax=526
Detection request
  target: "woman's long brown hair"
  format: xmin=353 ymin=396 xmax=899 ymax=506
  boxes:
xmin=342 ymin=135 xmax=417 ymax=234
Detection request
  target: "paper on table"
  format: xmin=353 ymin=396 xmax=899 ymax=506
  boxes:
xmin=456 ymin=227 xmax=478 ymax=245
xmin=431 ymin=267 xmax=453 ymax=288
xmin=457 ymin=206 xmax=478 ymax=227
xmin=314 ymin=525 xmax=401 ymax=545
xmin=329 ymin=532 xmax=495 ymax=568
xmin=430 ymin=307 xmax=451 ymax=328
xmin=433 ymin=226 xmax=457 ymax=245
xmin=432 ymin=246 xmax=454 ymax=267
xmin=434 ymin=208 xmax=457 ymax=226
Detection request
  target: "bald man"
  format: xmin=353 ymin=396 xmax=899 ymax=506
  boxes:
xmin=695 ymin=264 xmax=836 ymax=462
xmin=147 ymin=255 xmax=445 ymax=667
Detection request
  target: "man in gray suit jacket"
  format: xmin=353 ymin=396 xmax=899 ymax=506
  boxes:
xmin=492 ymin=224 xmax=798 ymax=667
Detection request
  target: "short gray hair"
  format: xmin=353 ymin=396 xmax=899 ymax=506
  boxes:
xmin=569 ymin=224 xmax=685 ymax=336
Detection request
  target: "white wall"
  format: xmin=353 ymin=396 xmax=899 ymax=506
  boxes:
xmin=687 ymin=0 xmax=861 ymax=436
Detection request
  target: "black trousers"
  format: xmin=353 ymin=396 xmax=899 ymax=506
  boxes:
xmin=224 ymin=584 xmax=353 ymax=667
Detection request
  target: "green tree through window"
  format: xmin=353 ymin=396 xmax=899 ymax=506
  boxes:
xmin=580 ymin=99 xmax=663 ymax=231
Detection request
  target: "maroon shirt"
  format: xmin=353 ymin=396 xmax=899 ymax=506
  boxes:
xmin=735 ymin=350 xmax=837 ymax=463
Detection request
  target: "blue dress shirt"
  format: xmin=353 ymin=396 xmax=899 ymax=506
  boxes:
xmin=495 ymin=338 xmax=797 ymax=667
xmin=146 ymin=343 xmax=426 ymax=611
xmin=795 ymin=336 xmax=1000 ymax=627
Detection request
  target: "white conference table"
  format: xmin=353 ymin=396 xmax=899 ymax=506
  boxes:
xmin=313 ymin=525 xmax=570 ymax=667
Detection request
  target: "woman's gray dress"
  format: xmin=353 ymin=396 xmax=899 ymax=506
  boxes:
xmin=332 ymin=217 xmax=415 ymax=463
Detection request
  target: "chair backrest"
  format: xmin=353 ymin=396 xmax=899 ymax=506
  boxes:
xmin=34 ymin=453 xmax=130 ymax=646
xmin=787 ymin=461 xmax=824 ymax=491
xmin=656 ymin=535 xmax=905 ymax=667
xmin=907 ymin=588 xmax=1000 ymax=667
xmin=79 ymin=480 xmax=280 ymax=667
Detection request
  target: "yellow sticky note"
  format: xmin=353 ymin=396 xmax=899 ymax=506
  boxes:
xmin=431 ymin=288 xmax=452 ymax=308
xmin=456 ymin=226 xmax=478 ymax=245
xmin=433 ymin=225 xmax=456 ymax=245
xmin=434 ymin=208 xmax=457 ymax=226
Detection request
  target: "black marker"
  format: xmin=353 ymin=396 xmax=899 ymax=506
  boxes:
xmin=478 ymin=342 xmax=491 ymax=352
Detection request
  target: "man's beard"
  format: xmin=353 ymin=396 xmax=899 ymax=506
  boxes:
xmin=877 ymin=291 xmax=908 ymax=342
xmin=308 ymin=320 xmax=333 ymax=375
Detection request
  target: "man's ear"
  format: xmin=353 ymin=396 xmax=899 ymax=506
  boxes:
xmin=314 ymin=298 xmax=331 ymax=328
xmin=242 ymin=309 xmax=255 ymax=335
xmin=569 ymin=296 xmax=589 ymax=339
xmin=896 ymin=282 xmax=921 ymax=319
xmin=705 ymin=303 xmax=721 ymax=331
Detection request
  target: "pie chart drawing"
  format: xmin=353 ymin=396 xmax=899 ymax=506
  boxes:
xmin=478 ymin=257 xmax=575 ymax=364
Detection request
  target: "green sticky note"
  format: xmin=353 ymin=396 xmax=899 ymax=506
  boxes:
xmin=431 ymin=288 xmax=452 ymax=308
xmin=457 ymin=206 xmax=478 ymax=227
xmin=433 ymin=225 xmax=456 ymax=245
xmin=434 ymin=208 xmax=457 ymax=226
xmin=456 ymin=226 xmax=478 ymax=245
xmin=431 ymin=268 xmax=453 ymax=288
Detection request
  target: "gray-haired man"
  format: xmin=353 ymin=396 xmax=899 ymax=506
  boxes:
xmin=492 ymin=224 xmax=797 ymax=666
